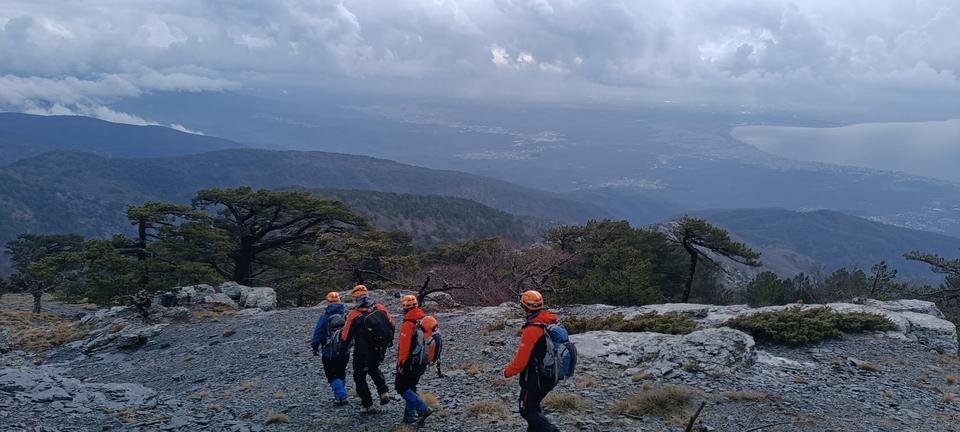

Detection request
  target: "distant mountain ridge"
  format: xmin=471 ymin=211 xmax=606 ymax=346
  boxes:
xmin=692 ymin=208 xmax=960 ymax=282
xmin=0 ymin=112 xmax=243 ymax=165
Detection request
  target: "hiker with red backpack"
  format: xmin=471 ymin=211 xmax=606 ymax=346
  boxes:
xmin=310 ymin=291 xmax=351 ymax=405
xmin=504 ymin=290 xmax=577 ymax=432
xmin=340 ymin=284 xmax=396 ymax=413
xmin=395 ymin=295 xmax=443 ymax=426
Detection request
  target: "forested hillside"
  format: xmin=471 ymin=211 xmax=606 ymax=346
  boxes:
xmin=299 ymin=188 xmax=546 ymax=246
xmin=0 ymin=150 xmax=596 ymax=271
xmin=0 ymin=113 xmax=242 ymax=164
xmin=694 ymin=208 xmax=960 ymax=281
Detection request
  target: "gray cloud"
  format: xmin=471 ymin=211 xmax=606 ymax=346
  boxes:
xmin=1 ymin=0 xmax=959 ymax=119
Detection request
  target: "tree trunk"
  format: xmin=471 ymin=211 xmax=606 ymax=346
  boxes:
xmin=233 ymin=247 xmax=254 ymax=285
xmin=32 ymin=292 xmax=42 ymax=313
xmin=682 ymin=244 xmax=699 ymax=303
xmin=137 ymin=218 xmax=149 ymax=290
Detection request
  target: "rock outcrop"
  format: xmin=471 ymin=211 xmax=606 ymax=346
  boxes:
xmin=161 ymin=282 xmax=278 ymax=311
xmin=565 ymin=299 xmax=958 ymax=354
xmin=0 ymin=367 xmax=157 ymax=410
xmin=572 ymin=327 xmax=756 ymax=377
xmin=0 ymin=327 xmax=11 ymax=354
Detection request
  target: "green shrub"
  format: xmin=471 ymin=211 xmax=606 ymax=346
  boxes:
xmin=725 ymin=307 xmax=895 ymax=346
xmin=565 ymin=312 xmax=698 ymax=335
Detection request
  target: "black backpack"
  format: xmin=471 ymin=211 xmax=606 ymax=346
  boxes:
xmin=360 ymin=306 xmax=395 ymax=349
xmin=324 ymin=313 xmax=348 ymax=355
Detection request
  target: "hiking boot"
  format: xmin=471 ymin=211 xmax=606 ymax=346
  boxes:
xmin=360 ymin=405 xmax=377 ymax=414
xmin=379 ymin=392 xmax=391 ymax=405
xmin=333 ymin=398 xmax=349 ymax=406
xmin=417 ymin=408 xmax=433 ymax=426
xmin=403 ymin=415 xmax=418 ymax=424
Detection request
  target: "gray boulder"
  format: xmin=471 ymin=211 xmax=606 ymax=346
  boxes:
xmin=218 ymin=282 xmax=249 ymax=303
xmin=176 ymin=284 xmax=216 ymax=305
xmin=572 ymin=327 xmax=756 ymax=377
xmin=115 ymin=324 xmax=167 ymax=349
xmin=240 ymin=287 xmax=277 ymax=311
xmin=425 ymin=291 xmax=459 ymax=307
xmin=203 ymin=293 xmax=238 ymax=308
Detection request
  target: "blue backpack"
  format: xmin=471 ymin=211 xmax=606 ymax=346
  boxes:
xmin=533 ymin=323 xmax=577 ymax=384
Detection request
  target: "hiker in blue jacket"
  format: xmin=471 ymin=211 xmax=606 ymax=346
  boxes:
xmin=311 ymin=291 xmax=351 ymax=405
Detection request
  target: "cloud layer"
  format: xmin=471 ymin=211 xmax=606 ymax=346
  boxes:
xmin=1 ymin=0 xmax=959 ymax=119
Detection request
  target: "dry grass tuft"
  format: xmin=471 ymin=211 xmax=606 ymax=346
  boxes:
xmin=421 ymin=391 xmax=440 ymax=409
xmin=183 ymin=355 xmax=196 ymax=363
xmin=491 ymin=378 xmax=509 ymax=389
xmin=265 ymin=413 xmax=290 ymax=425
xmin=463 ymin=363 xmax=483 ymax=376
xmin=610 ymin=385 xmax=696 ymax=420
xmin=466 ymin=400 xmax=511 ymax=419
xmin=543 ymin=392 xmax=591 ymax=413
xmin=193 ymin=304 xmax=236 ymax=321
xmin=856 ymin=362 xmax=881 ymax=373
xmin=722 ymin=391 xmax=769 ymax=402
xmin=222 ymin=328 xmax=236 ymax=337
xmin=238 ymin=382 xmax=254 ymax=392
xmin=576 ymin=376 xmax=598 ymax=388
xmin=115 ymin=408 xmax=137 ymax=423
xmin=188 ymin=390 xmax=211 ymax=400
xmin=793 ymin=376 xmax=809 ymax=384
xmin=274 ymin=391 xmax=289 ymax=400
xmin=681 ymin=362 xmax=702 ymax=373
xmin=947 ymin=375 xmax=959 ymax=386
xmin=942 ymin=393 xmax=957 ymax=404
xmin=630 ymin=371 xmax=652 ymax=382
xmin=206 ymin=403 xmax=224 ymax=412
xmin=0 ymin=309 xmax=92 ymax=352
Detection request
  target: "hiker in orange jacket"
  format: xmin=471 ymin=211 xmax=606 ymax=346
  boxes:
xmin=504 ymin=290 xmax=561 ymax=432
xmin=395 ymin=295 xmax=433 ymax=425
xmin=340 ymin=284 xmax=396 ymax=413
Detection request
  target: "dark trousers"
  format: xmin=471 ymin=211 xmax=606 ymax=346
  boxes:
xmin=394 ymin=363 xmax=427 ymax=394
xmin=353 ymin=345 xmax=388 ymax=407
xmin=322 ymin=355 xmax=349 ymax=383
xmin=396 ymin=363 xmax=429 ymax=417
xmin=519 ymin=377 xmax=558 ymax=432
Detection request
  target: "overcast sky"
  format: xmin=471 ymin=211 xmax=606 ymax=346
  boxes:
xmin=1 ymin=0 xmax=958 ymax=124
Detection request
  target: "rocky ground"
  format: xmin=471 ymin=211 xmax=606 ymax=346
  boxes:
xmin=1 ymin=287 xmax=959 ymax=432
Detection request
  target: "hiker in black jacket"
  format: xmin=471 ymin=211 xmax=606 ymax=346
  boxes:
xmin=340 ymin=284 xmax=396 ymax=413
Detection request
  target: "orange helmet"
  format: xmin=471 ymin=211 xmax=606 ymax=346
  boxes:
xmin=401 ymin=295 xmax=418 ymax=310
xmin=520 ymin=290 xmax=544 ymax=311
xmin=326 ymin=292 xmax=341 ymax=303
xmin=420 ymin=315 xmax=438 ymax=332
xmin=352 ymin=284 xmax=368 ymax=298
